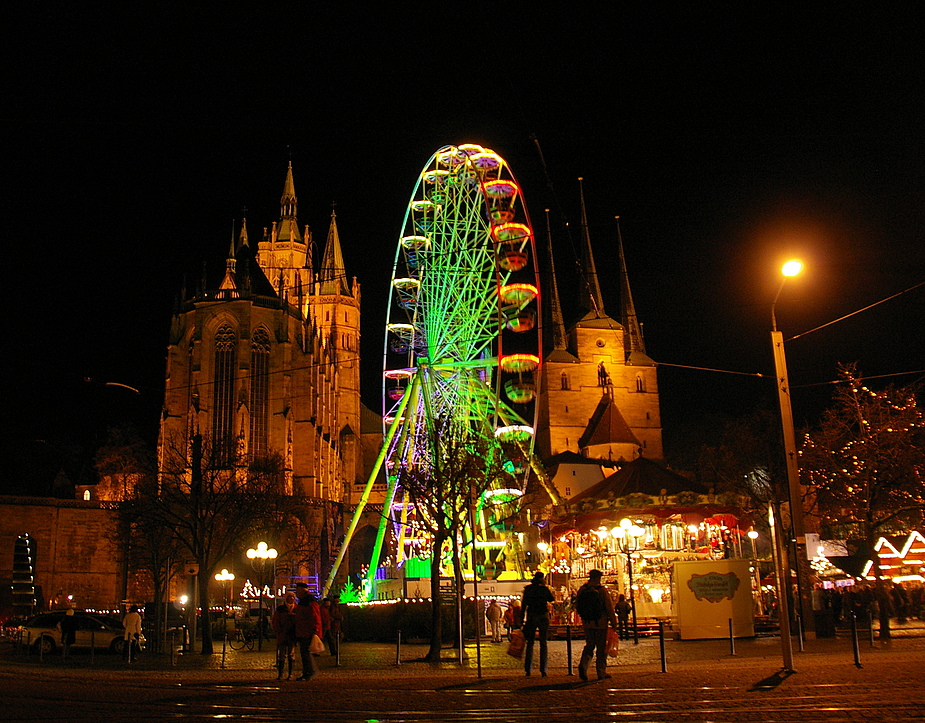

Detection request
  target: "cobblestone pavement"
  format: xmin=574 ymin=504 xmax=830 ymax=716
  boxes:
xmin=2 ymin=626 xmax=923 ymax=721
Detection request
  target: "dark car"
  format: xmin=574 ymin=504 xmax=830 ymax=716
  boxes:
xmin=19 ymin=611 xmax=129 ymax=655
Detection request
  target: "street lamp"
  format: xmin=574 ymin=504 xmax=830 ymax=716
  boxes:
xmin=246 ymin=542 xmax=277 ymax=651
xmin=613 ymin=518 xmax=644 ymax=645
xmin=770 ymin=259 xmax=814 ymax=641
xmin=214 ymin=569 xmax=235 ymax=609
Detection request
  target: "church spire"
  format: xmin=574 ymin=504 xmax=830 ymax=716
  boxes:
xmin=617 ymin=217 xmax=655 ymax=365
xmin=544 ymin=209 xmax=567 ymax=351
xmin=281 ymin=161 xmax=297 ymax=219
xmin=277 ymin=162 xmax=302 ymax=244
xmin=318 ymin=210 xmax=351 ymax=296
xmin=578 ymin=177 xmax=605 ymax=318
xmin=219 ymin=221 xmax=237 ymax=291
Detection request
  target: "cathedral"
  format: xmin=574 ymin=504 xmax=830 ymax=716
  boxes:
xmin=158 ymin=163 xmax=371 ymax=590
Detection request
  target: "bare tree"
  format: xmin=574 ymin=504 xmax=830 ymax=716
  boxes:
xmin=396 ymin=417 xmax=518 ymax=662
xmin=144 ymin=433 xmax=308 ymax=654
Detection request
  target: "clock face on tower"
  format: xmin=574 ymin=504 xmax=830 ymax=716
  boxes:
xmin=596 ymin=338 xmax=606 ymax=348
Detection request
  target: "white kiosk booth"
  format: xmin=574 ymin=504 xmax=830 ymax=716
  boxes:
xmin=672 ymin=559 xmax=754 ymax=639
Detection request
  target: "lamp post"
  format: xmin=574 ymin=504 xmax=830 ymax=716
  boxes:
xmin=214 ymin=569 xmax=235 ymax=609
xmin=246 ymin=542 xmax=277 ymax=651
xmin=613 ymin=518 xmax=644 ymax=645
xmin=770 ymin=259 xmax=815 ymax=639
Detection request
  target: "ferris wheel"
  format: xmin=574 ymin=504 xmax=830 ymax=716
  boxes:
xmin=325 ymin=144 xmax=542 ymax=596
xmin=379 ymin=143 xmax=543 ymax=578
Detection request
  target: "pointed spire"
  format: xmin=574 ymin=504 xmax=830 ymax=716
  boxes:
xmin=545 ymin=209 xmax=567 ymax=351
xmin=616 ymin=218 xmax=655 ymax=365
xmin=577 ymin=178 xmax=606 ymax=318
xmin=281 ymin=161 xmax=297 ymax=218
xmin=238 ymin=216 xmax=249 ymax=249
xmin=219 ymin=221 xmax=237 ymax=291
xmin=277 ymin=162 xmax=302 ymax=244
xmin=318 ymin=210 xmax=351 ymax=296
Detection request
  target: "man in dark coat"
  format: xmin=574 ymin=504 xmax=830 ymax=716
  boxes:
xmin=521 ymin=571 xmax=555 ymax=677
xmin=576 ymin=569 xmax=618 ymax=681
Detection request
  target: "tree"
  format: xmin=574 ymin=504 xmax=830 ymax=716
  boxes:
xmin=142 ymin=432 xmax=309 ymax=654
xmin=396 ymin=417 xmax=518 ymax=662
xmin=800 ymin=365 xmax=925 ymax=637
xmin=693 ymin=405 xmax=787 ymax=514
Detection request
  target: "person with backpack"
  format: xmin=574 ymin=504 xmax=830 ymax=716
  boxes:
xmin=521 ymin=571 xmax=555 ymax=676
xmin=575 ymin=569 xmax=617 ymax=681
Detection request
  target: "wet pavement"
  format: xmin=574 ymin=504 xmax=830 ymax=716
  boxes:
xmin=2 ymin=623 xmax=924 ymax=721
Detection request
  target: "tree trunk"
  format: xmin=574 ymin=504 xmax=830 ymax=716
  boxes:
xmin=198 ymin=569 xmax=214 ymax=654
xmin=424 ymin=534 xmax=446 ymax=662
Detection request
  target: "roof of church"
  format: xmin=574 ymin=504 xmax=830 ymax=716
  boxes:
xmin=578 ymin=392 xmax=640 ymax=450
xmin=546 ymin=349 xmax=580 ymax=363
xmin=234 ymin=236 xmax=277 ymax=297
xmin=574 ymin=312 xmax=624 ymax=330
xmin=568 ymin=456 xmax=707 ymax=504
xmin=318 ymin=212 xmax=351 ymax=296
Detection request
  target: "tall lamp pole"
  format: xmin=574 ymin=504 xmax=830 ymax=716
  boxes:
xmin=246 ymin=542 xmax=277 ymax=652
xmin=771 ymin=259 xmax=815 ymax=641
xmin=613 ymin=518 xmax=644 ymax=646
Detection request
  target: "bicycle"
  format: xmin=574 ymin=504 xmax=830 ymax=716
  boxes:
xmin=227 ymin=627 xmax=255 ymax=651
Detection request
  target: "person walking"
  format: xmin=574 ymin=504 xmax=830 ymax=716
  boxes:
xmin=293 ymin=583 xmax=322 ymax=680
xmin=323 ymin=598 xmax=343 ymax=656
xmin=615 ymin=593 xmax=632 ymax=640
xmin=504 ymin=600 xmax=522 ymax=642
xmin=521 ymin=571 xmax=554 ymax=677
xmin=575 ymin=569 xmax=617 ymax=681
xmin=486 ymin=600 xmax=504 ymax=643
xmin=122 ymin=605 xmax=143 ymax=663
xmin=271 ymin=592 xmax=298 ymax=680
xmin=58 ymin=609 xmax=78 ymax=660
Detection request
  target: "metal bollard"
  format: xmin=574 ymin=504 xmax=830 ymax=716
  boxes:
xmin=795 ymin=614 xmax=804 ymax=652
xmin=171 ymin=629 xmax=178 ymax=666
xmin=868 ymin=605 xmax=876 ymax=648
xmin=395 ymin=629 xmax=401 ymax=667
xmin=221 ymin=632 xmax=227 ymax=669
xmin=566 ymin=624 xmax=573 ymax=676
xmin=728 ymin=618 xmax=736 ymax=656
xmin=850 ymin=612 xmax=862 ymax=668
xmin=335 ymin=630 xmax=341 ymax=668
xmin=658 ymin=621 xmax=667 ymax=673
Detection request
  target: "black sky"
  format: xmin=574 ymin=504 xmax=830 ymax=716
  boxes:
xmin=3 ymin=6 xmax=923 ymax=486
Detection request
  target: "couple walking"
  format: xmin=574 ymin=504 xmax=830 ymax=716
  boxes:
xmin=520 ymin=568 xmax=619 ymax=680
xmin=271 ymin=582 xmax=323 ymax=680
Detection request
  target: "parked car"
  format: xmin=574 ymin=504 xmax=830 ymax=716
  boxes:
xmin=19 ymin=611 xmax=131 ymax=655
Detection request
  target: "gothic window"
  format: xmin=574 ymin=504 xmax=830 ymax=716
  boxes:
xmin=636 ymin=374 xmax=646 ymax=393
xmin=560 ymin=372 xmax=569 ymax=390
xmin=213 ymin=324 xmax=237 ymax=467
xmin=250 ymin=327 xmax=271 ymax=457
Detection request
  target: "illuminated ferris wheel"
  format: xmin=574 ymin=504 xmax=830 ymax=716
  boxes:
xmin=376 ymin=143 xmax=542 ymax=581
xmin=324 ymin=144 xmax=543 ymax=597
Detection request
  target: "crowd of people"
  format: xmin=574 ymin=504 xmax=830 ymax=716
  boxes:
xmin=821 ymin=580 xmax=925 ymax=625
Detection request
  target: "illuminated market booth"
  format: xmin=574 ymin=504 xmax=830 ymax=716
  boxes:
xmin=543 ymin=457 xmax=757 ymax=622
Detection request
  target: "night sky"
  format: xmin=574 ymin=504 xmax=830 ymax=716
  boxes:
xmin=4 ymin=7 xmax=923 ymax=490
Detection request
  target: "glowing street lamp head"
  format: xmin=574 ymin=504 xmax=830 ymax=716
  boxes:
xmin=781 ymin=259 xmax=803 ymax=277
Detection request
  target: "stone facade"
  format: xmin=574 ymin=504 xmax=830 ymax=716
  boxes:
xmin=0 ymin=497 xmax=125 ymax=612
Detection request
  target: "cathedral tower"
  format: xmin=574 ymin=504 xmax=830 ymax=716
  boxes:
xmin=160 ymin=164 xmax=363 ymax=506
xmin=537 ymin=182 xmax=663 ymax=464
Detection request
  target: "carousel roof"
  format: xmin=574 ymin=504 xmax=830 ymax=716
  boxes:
xmin=568 ymin=456 xmax=708 ymax=504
